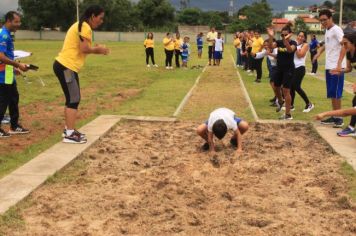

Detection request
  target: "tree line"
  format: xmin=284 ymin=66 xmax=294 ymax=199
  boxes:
xmin=16 ymin=0 xmax=355 ymax=33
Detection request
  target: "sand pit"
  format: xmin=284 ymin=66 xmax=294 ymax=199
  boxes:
xmin=2 ymin=121 xmax=356 ymax=235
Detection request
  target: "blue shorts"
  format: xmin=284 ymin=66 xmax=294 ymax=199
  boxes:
xmin=326 ymin=70 xmax=344 ymax=99
xmin=181 ymin=55 xmax=188 ymax=62
xmin=205 ymin=117 xmax=242 ymax=126
xmin=214 ymin=51 xmax=223 ymax=60
xmin=197 ymin=47 xmax=203 ymax=54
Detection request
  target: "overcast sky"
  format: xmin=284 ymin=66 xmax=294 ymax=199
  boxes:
xmin=0 ymin=0 xmax=335 ymax=15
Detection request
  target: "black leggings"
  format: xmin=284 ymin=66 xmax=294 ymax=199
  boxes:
xmin=174 ymin=49 xmax=181 ymax=67
xmin=291 ymin=66 xmax=310 ymax=106
xmin=145 ymin=48 xmax=155 ymax=65
xmin=0 ymin=83 xmax=19 ymax=129
xmin=53 ymin=60 xmax=81 ymax=109
xmin=350 ymin=96 xmax=356 ymax=127
xmin=253 ymin=57 xmax=263 ymax=80
xmin=165 ymin=49 xmax=174 ymax=67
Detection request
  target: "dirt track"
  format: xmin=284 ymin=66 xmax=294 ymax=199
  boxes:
xmin=2 ymin=121 xmax=356 ymax=236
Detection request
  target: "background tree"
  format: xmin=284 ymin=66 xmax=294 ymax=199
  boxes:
xmin=294 ymin=17 xmax=309 ymax=33
xmin=136 ymin=0 xmax=175 ymax=29
xmin=177 ymin=8 xmax=201 ymax=25
xmin=18 ymin=0 xmax=76 ymax=30
xmin=332 ymin=0 xmax=356 ymax=24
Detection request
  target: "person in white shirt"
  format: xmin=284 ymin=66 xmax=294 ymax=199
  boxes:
xmin=313 ymin=9 xmax=346 ymax=127
xmin=214 ymin=32 xmax=224 ymax=66
xmin=291 ymin=31 xmax=314 ymax=113
xmin=252 ymin=39 xmax=279 ymax=105
xmin=196 ymin=108 xmax=249 ymax=155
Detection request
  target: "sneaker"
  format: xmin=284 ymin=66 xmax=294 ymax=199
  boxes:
xmin=320 ymin=117 xmax=335 ymax=125
xmin=279 ymin=114 xmax=293 ymax=120
xmin=254 ymin=79 xmax=261 ymax=83
xmin=62 ymin=129 xmax=86 ymax=139
xmin=201 ymin=142 xmax=209 ymax=151
xmin=169 ymin=67 xmax=174 ymax=69
xmin=9 ymin=125 xmax=30 ymax=134
xmin=337 ymin=127 xmax=356 ymax=137
xmin=303 ymin=103 xmax=315 ymax=113
xmin=165 ymin=66 xmax=169 ymax=69
xmin=153 ymin=64 xmax=158 ymax=67
xmin=276 ymin=101 xmax=284 ymax=113
xmin=269 ymin=97 xmax=276 ymax=103
xmin=63 ymin=132 xmax=87 ymax=144
xmin=146 ymin=64 xmax=151 ymax=68
xmin=333 ymin=118 xmax=344 ymax=128
xmin=246 ymin=70 xmax=251 ymax=73
xmin=230 ymin=137 xmax=237 ymax=148
xmin=282 ymin=105 xmax=295 ymax=111
xmin=0 ymin=128 xmax=10 ymax=138
xmin=1 ymin=115 xmax=10 ymax=124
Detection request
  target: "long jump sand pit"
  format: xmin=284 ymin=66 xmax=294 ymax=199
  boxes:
xmin=3 ymin=121 xmax=356 ymax=235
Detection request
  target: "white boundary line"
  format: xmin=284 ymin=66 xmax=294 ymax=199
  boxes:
xmin=173 ymin=64 xmax=208 ymax=117
xmin=230 ymin=54 xmax=259 ymax=121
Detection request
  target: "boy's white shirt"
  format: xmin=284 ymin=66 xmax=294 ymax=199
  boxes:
xmin=207 ymin=108 xmax=238 ymax=132
xmin=214 ymin=38 xmax=224 ymax=51
xmin=255 ymin=48 xmax=278 ymax=66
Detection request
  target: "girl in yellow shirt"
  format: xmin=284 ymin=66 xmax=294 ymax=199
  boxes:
xmin=53 ymin=5 xmax=109 ymax=144
xmin=144 ymin=32 xmax=158 ymax=68
xmin=174 ymin=32 xmax=183 ymax=68
xmin=163 ymin=32 xmax=175 ymax=69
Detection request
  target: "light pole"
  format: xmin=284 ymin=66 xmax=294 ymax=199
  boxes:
xmin=76 ymin=0 xmax=81 ymax=22
xmin=339 ymin=0 xmax=343 ymax=26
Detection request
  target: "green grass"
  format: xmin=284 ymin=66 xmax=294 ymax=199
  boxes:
xmin=233 ymin=48 xmax=353 ymax=123
xmin=340 ymin=162 xmax=356 ymax=201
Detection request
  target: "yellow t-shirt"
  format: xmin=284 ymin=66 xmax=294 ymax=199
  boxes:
xmin=56 ymin=22 xmax=92 ymax=73
xmin=233 ymin=38 xmax=241 ymax=48
xmin=206 ymin=31 xmax=218 ymax=46
xmin=163 ymin=37 xmax=174 ymax=51
xmin=144 ymin=39 xmax=154 ymax=48
xmin=174 ymin=38 xmax=183 ymax=50
xmin=252 ymin=37 xmax=264 ymax=54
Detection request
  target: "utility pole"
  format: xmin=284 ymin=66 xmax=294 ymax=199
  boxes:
xmin=76 ymin=0 xmax=80 ymax=22
xmin=339 ymin=0 xmax=343 ymax=26
xmin=229 ymin=0 xmax=234 ymax=17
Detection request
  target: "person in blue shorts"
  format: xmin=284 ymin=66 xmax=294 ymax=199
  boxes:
xmin=313 ymin=9 xmax=347 ymax=127
xmin=196 ymin=108 xmax=249 ymax=155
xmin=181 ymin=36 xmax=190 ymax=68
xmin=196 ymin=32 xmax=203 ymax=59
xmin=214 ymin=32 xmax=224 ymax=66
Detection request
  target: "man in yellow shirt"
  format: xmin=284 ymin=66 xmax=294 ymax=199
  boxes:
xmin=53 ymin=5 xmax=109 ymax=144
xmin=206 ymin=27 xmax=218 ymax=65
xmin=251 ymin=30 xmax=264 ymax=82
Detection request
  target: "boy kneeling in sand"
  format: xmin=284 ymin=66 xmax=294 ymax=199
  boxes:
xmin=196 ymin=108 xmax=249 ymax=154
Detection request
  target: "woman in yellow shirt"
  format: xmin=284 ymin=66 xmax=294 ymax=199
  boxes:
xmin=163 ymin=32 xmax=175 ymax=69
xmin=233 ymin=33 xmax=241 ymax=67
xmin=53 ymin=5 xmax=109 ymax=144
xmin=174 ymin=32 xmax=183 ymax=68
xmin=251 ymin=30 xmax=265 ymax=82
xmin=144 ymin=32 xmax=157 ymax=68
